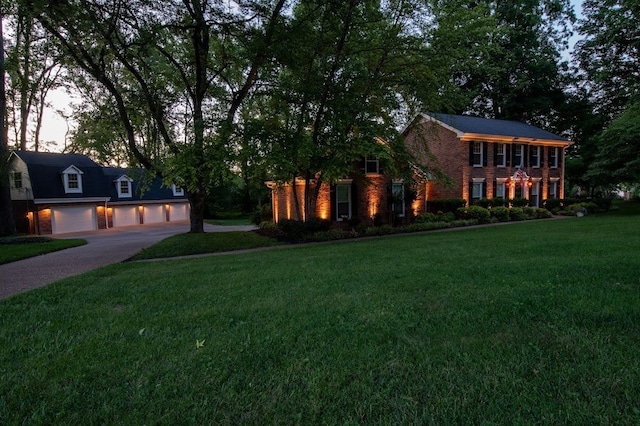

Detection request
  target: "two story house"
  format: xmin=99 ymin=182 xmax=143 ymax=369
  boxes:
xmin=267 ymin=113 xmax=572 ymax=224
xmin=8 ymin=151 xmax=189 ymax=234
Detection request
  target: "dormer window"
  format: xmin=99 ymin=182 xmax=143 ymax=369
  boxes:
xmin=62 ymin=166 xmax=83 ymax=194
xmin=115 ymin=175 xmax=134 ymax=198
xmin=172 ymin=184 xmax=184 ymax=196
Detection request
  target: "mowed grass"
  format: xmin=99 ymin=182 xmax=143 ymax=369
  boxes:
xmin=131 ymin=231 xmax=281 ymax=260
xmin=1 ymin=209 xmax=640 ymax=424
xmin=0 ymin=237 xmax=86 ymax=265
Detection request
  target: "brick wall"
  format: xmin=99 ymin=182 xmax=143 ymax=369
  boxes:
xmin=37 ymin=208 xmax=52 ymax=235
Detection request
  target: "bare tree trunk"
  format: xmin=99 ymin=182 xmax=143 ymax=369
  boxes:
xmin=0 ymin=10 xmax=17 ymax=236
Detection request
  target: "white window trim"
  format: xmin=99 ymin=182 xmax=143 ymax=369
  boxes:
xmin=336 ymin=180 xmax=353 ymax=221
xmin=364 ymin=155 xmax=380 ymax=175
xmin=12 ymin=172 xmax=22 ymax=189
xmin=115 ymin=175 xmax=134 ymax=198
xmin=496 ymin=143 xmax=506 ymax=167
xmin=514 ymin=145 xmax=524 ymax=168
xmin=172 ymin=184 xmax=185 ymax=197
xmin=62 ymin=165 xmax=83 ymax=194
xmin=531 ymin=146 xmax=541 ymax=168
xmin=472 ymin=142 xmax=483 ymax=167
xmin=471 ymin=177 xmax=485 ymax=201
xmin=495 ymin=178 xmax=508 ymax=199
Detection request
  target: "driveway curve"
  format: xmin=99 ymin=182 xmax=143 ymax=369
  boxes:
xmin=0 ymin=221 xmax=256 ymax=300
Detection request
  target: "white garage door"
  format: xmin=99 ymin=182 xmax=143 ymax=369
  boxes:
xmin=52 ymin=206 xmax=97 ymax=234
xmin=169 ymin=203 xmax=189 ymax=221
xmin=143 ymin=205 xmax=165 ymax=224
xmin=112 ymin=206 xmax=139 ymax=227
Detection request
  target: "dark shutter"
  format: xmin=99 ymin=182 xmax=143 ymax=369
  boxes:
xmin=330 ymin=185 xmax=336 ymax=221
xmin=483 ymin=142 xmax=488 ymax=167
xmin=469 ymin=142 xmax=474 ymax=166
xmin=482 ymin=182 xmax=487 ymax=199
xmin=540 ymin=146 xmax=544 ymax=166
xmin=493 ymin=181 xmax=497 ymax=198
xmin=493 ymin=143 xmax=499 ymax=166
xmin=558 ymin=149 xmax=563 ymax=167
xmin=506 ymin=144 xmax=512 ymax=166
xmin=351 ymin=182 xmax=358 ymax=219
xmin=523 ymin=145 xmax=529 ymax=167
xmin=358 ymin=158 xmax=365 ymax=173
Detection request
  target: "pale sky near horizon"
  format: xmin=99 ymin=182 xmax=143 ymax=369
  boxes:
xmin=35 ymin=0 xmax=585 ymax=152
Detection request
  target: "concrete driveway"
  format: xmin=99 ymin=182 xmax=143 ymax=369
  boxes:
xmin=0 ymin=221 xmax=256 ymax=300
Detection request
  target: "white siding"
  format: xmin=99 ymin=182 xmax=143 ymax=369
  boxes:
xmin=51 ymin=206 xmax=96 ymax=234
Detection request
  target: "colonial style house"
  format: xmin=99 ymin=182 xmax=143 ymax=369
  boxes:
xmin=8 ymin=151 xmax=189 ymax=234
xmin=267 ymin=113 xmax=572 ymax=224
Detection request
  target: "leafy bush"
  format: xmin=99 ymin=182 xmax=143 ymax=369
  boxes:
xmin=415 ymin=211 xmax=456 ymax=223
xmin=275 ymin=218 xmax=332 ymax=242
xmin=251 ymin=204 xmax=273 ymax=225
xmin=456 ymin=206 xmax=491 ymax=223
xmin=511 ymin=198 xmax=530 ymax=207
xmin=523 ymin=207 xmax=538 ymax=220
xmin=427 ymin=198 xmax=466 ymax=213
xmin=536 ymin=208 xmax=553 ymax=219
xmin=509 ymin=207 xmax=527 ymax=221
xmin=490 ymin=206 xmax=511 ymax=222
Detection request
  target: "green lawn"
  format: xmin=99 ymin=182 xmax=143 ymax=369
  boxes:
xmin=131 ymin=231 xmax=281 ymax=260
xmin=0 ymin=237 xmax=86 ymax=265
xmin=1 ymin=208 xmax=639 ymax=423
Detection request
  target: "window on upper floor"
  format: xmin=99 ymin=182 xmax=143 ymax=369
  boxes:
xmin=62 ymin=166 xmax=83 ymax=194
xmin=530 ymin=146 xmax=541 ymax=168
xmin=172 ymin=184 xmax=184 ymax=197
xmin=12 ymin=172 xmax=22 ymax=189
xmin=513 ymin=144 xmax=524 ymax=167
xmin=548 ymin=147 xmax=559 ymax=168
xmin=472 ymin=142 xmax=483 ymax=167
xmin=364 ymin=155 xmax=380 ymax=174
xmin=495 ymin=143 xmax=506 ymax=167
xmin=116 ymin=177 xmax=133 ymax=198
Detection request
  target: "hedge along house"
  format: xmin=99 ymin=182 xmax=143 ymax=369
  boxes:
xmin=8 ymin=151 xmax=189 ymax=235
xmin=404 ymin=113 xmax=573 ymax=211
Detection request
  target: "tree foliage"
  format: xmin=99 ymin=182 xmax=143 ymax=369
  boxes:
xmin=575 ymin=0 xmax=640 ymax=119
xmin=244 ymin=0 xmax=438 ymax=220
xmin=30 ymin=0 xmax=287 ymax=232
xmin=427 ymin=0 xmax=575 ymax=129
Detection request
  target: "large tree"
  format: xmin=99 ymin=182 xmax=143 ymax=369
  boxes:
xmin=246 ymin=0 xmax=438 ymax=221
xmin=1 ymin=4 xmax=18 ymax=236
xmin=4 ymin=3 xmax=62 ymax=151
xmin=427 ymin=0 xmax=575 ymax=129
xmin=575 ymin=0 xmax=640 ymax=119
xmin=30 ymin=0 xmax=287 ymax=232
xmin=573 ymin=0 xmax=640 ymax=192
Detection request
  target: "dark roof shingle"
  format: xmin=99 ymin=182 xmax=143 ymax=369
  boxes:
xmin=425 ymin=112 xmax=568 ymax=142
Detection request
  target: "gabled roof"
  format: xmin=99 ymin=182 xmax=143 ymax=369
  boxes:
xmin=11 ymin=150 xmax=110 ymax=199
xmin=10 ymin=151 xmax=187 ymax=202
xmin=419 ymin=112 xmax=571 ymax=144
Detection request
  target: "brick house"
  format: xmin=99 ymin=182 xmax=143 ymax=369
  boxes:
xmin=8 ymin=151 xmax=189 ymax=235
xmin=267 ymin=113 xmax=572 ymax=224
xmin=405 ymin=113 xmax=573 ymax=212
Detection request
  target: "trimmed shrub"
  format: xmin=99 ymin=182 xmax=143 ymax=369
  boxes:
xmin=415 ymin=211 xmax=456 ymax=223
xmin=510 ymin=207 xmax=527 ymax=221
xmin=523 ymin=207 xmax=537 ymax=220
xmin=456 ymin=205 xmax=491 ymax=223
xmin=491 ymin=206 xmax=511 ymax=222
xmin=536 ymin=208 xmax=553 ymax=219
xmin=511 ymin=197 xmax=530 ymax=207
